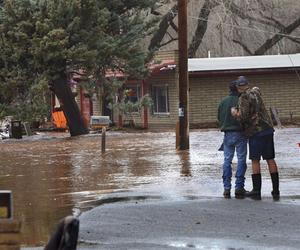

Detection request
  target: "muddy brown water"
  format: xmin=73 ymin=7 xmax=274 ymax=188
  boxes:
xmin=0 ymin=128 xmax=299 ymax=246
xmin=0 ymin=131 xmax=199 ymax=246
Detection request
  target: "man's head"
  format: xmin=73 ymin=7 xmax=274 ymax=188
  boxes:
xmin=229 ymin=80 xmax=237 ymax=93
xmin=235 ymin=76 xmax=249 ymax=93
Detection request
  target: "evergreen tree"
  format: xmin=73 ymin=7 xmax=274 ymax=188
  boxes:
xmin=0 ymin=0 xmax=158 ymax=136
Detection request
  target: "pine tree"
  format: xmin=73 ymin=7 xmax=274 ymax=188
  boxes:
xmin=0 ymin=0 xmax=158 ymax=136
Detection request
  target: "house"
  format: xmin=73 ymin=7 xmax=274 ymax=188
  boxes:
xmin=188 ymin=53 xmax=300 ymax=128
xmin=54 ymin=51 xmax=300 ymax=130
xmin=122 ymin=51 xmax=300 ymax=129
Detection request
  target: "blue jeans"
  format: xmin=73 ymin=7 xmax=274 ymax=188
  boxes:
xmin=222 ymin=131 xmax=247 ymax=190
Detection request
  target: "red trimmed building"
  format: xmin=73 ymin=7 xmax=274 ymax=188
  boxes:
xmin=53 ymin=51 xmax=300 ymax=130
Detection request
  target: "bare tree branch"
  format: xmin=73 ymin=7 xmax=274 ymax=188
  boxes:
xmin=286 ymin=36 xmax=300 ymax=44
xmin=232 ymin=39 xmax=254 ymax=55
xmin=166 ymin=31 xmax=173 ymax=40
xmin=150 ymin=8 xmax=161 ymax=16
xmin=148 ymin=4 xmax=178 ymax=51
xmin=160 ymin=38 xmax=178 ymax=47
xmin=169 ymin=20 xmax=178 ymax=33
xmin=227 ymin=1 xmax=284 ymax=29
xmin=149 ymin=0 xmax=300 ymax=57
xmin=262 ymin=15 xmax=285 ymax=30
xmin=188 ymin=0 xmax=221 ymax=58
xmin=255 ymin=16 xmax=300 ymax=55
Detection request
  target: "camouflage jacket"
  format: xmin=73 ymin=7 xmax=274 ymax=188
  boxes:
xmin=238 ymin=87 xmax=273 ymax=137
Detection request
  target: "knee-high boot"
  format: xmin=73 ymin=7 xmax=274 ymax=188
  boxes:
xmin=246 ymin=173 xmax=261 ymax=200
xmin=271 ymin=172 xmax=280 ymax=201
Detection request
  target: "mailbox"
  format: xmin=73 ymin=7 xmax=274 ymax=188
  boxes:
xmin=90 ymin=116 xmax=111 ymax=131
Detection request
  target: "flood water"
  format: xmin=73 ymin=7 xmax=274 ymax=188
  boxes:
xmin=0 ymin=128 xmax=299 ymax=246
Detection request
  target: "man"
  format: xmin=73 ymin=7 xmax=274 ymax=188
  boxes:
xmin=231 ymin=76 xmax=280 ymax=201
xmin=218 ymin=81 xmax=248 ymax=199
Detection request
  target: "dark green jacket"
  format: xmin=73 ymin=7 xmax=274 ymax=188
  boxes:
xmin=218 ymin=94 xmax=242 ymax=132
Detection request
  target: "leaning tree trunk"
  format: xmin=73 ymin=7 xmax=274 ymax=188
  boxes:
xmin=148 ymin=4 xmax=178 ymax=51
xmin=188 ymin=0 xmax=220 ymax=58
xmin=254 ymin=16 xmax=300 ymax=55
xmin=50 ymin=74 xmax=88 ymax=136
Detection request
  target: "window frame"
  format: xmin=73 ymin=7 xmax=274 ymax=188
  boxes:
xmin=125 ymin=84 xmax=141 ymax=104
xmin=151 ymin=84 xmax=170 ymax=115
xmin=124 ymin=84 xmax=141 ymax=114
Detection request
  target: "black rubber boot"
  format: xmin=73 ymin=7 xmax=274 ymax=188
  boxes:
xmin=223 ymin=189 xmax=231 ymax=199
xmin=271 ymin=172 xmax=280 ymax=201
xmin=246 ymin=174 xmax=261 ymax=200
xmin=235 ymin=188 xmax=248 ymax=199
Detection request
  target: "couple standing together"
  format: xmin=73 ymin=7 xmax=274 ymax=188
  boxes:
xmin=218 ymin=76 xmax=280 ymax=201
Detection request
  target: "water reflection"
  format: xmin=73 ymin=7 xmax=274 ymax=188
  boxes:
xmin=178 ymin=151 xmax=192 ymax=177
xmin=0 ymin=138 xmax=75 ymax=245
xmin=0 ymin=132 xmax=191 ymax=246
xmin=0 ymin=128 xmax=299 ymax=246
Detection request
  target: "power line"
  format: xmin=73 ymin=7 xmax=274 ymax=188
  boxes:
xmin=158 ymin=6 xmax=300 ymax=40
xmin=188 ymin=15 xmax=300 ymax=40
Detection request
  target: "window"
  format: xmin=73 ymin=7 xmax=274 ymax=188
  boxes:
xmin=125 ymin=85 xmax=140 ymax=103
xmin=124 ymin=84 xmax=141 ymax=114
xmin=152 ymin=85 xmax=169 ymax=114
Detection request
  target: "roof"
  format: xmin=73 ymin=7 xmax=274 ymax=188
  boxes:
xmin=104 ymin=59 xmax=177 ymax=78
xmin=105 ymin=69 xmax=126 ymax=78
xmin=149 ymin=59 xmax=176 ymax=75
xmin=188 ymin=54 xmax=300 ymax=72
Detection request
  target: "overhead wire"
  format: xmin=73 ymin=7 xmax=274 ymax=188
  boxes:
xmin=161 ymin=3 xmax=300 ymax=82
xmin=187 ymin=15 xmax=300 ymax=40
xmin=159 ymin=5 xmax=300 ymax=40
xmin=190 ymin=13 xmax=300 ymax=82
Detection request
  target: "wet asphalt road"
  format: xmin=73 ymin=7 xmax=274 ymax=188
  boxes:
xmin=78 ymin=196 xmax=300 ymax=250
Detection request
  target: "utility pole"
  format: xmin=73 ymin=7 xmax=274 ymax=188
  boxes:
xmin=176 ymin=0 xmax=189 ymax=150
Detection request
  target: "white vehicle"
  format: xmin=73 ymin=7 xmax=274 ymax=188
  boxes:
xmin=0 ymin=116 xmax=12 ymax=139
